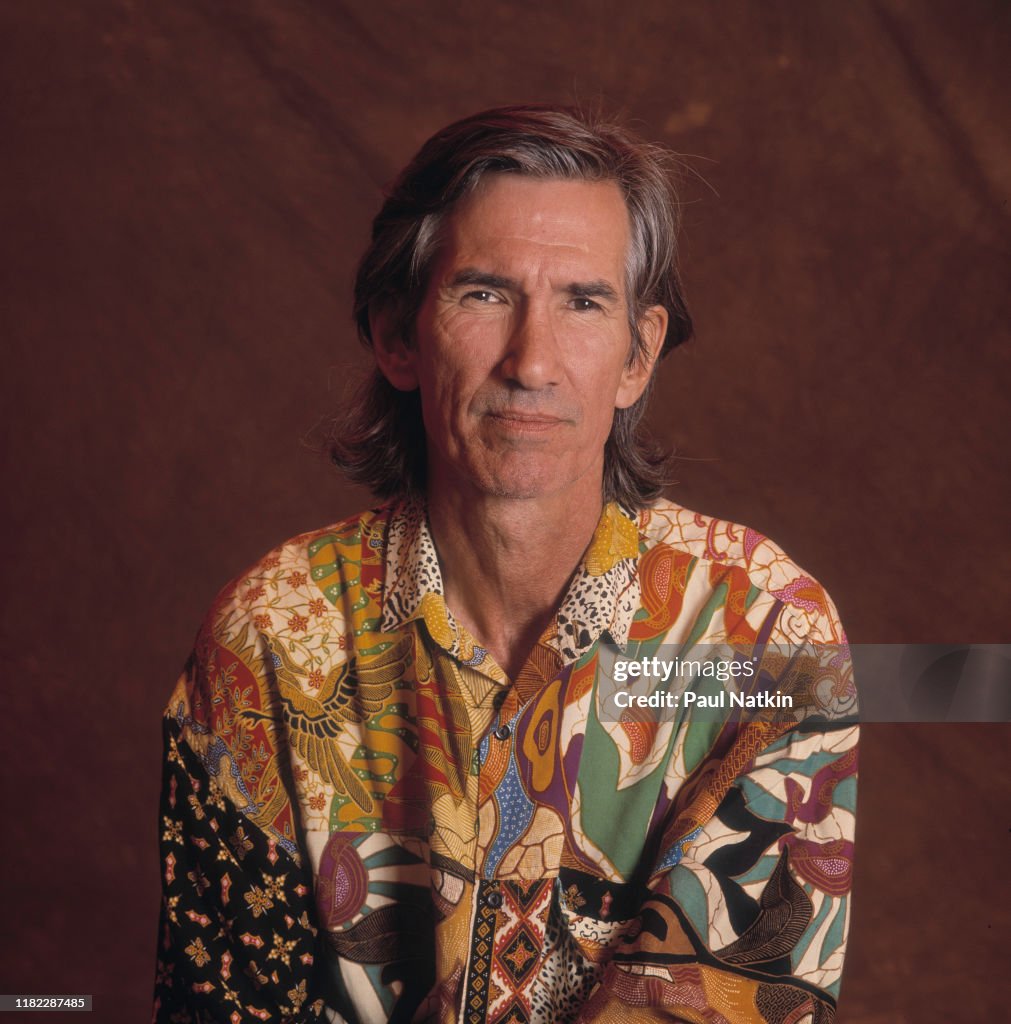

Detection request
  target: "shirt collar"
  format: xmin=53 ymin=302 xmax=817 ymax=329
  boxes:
xmin=380 ymin=497 xmax=642 ymax=666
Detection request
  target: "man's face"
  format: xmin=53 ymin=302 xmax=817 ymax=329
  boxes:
xmin=376 ymin=174 xmax=666 ymax=502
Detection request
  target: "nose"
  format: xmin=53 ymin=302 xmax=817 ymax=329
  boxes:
xmin=499 ymin=304 xmax=564 ymax=390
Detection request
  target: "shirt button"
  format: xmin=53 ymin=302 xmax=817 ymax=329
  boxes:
xmin=486 ymin=890 xmax=503 ymax=909
xmin=493 ymin=724 xmax=511 ymax=741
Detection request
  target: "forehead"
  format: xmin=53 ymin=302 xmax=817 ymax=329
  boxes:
xmin=436 ymin=174 xmax=631 ymax=283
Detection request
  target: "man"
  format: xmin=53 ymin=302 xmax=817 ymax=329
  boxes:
xmin=154 ymin=106 xmax=857 ymax=1023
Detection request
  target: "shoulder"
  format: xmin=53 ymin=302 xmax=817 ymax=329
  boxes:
xmin=161 ymin=509 xmax=392 ymax=852
xmin=205 ymin=505 xmax=394 ymax=639
xmin=167 ymin=506 xmax=394 ymax=712
xmin=638 ymin=498 xmax=847 ymax=645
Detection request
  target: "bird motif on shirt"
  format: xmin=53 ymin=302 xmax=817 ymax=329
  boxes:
xmin=243 ymin=633 xmax=413 ymax=814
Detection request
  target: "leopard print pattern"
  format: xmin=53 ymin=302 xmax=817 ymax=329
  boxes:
xmin=553 ymin=553 xmax=639 ymax=663
xmin=526 ymin=894 xmax=604 ymax=1023
xmin=381 ymin=498 xmax=440 ymax=623
xmin=382 ymin=498 xmax=643 ymax=668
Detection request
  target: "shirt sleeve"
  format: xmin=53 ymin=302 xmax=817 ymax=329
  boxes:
xmin=153 ymin=604 xmax=328 ymax=1022
xmin=576 ymin=716 xmax=858 ymax=1023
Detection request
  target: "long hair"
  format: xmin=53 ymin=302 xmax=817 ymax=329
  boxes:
xmin=329 ymin=104 xmax=693 ymax=507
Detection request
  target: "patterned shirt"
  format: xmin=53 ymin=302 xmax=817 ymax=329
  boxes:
xmin=153 ymin=498 xmax=857 ymax=1023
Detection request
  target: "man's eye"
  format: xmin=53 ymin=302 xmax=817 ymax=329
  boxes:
xmin=464 ymin=290 xmax=500 ymax=303
xmin=570 ymin=297 xmax=601 ymax=312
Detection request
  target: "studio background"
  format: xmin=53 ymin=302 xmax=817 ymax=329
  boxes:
xmin=2 ymin=2 xmax=1008 ymax=1021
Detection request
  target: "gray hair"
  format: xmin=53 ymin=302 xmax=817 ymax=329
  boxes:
xmin=329 ymin=104 xmax=693 ymax=507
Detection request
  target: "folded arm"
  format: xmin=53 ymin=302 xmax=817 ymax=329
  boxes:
xmin=577 ymin=719 xmax=858 ymax=1023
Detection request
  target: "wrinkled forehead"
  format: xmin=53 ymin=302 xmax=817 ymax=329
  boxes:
xmin=430 ymin=173 xmax=633 ymax=289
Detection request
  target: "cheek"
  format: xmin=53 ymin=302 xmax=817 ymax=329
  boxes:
xmin=575 ymin=361 xmax=626 ymax=429
xmin=426 ymin=340 xmax=497 ymax=411
xmin=416 ymin=361 xmax=478 ymax=446
xmin=589 ymin=405 xmax=619 ymax=448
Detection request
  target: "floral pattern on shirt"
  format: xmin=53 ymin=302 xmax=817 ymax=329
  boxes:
xmin=155 ymin=499 xmax=856 ymax=1023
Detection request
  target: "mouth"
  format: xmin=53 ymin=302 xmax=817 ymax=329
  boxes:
xmin=487 ymin=410 xmax=566 ymax=433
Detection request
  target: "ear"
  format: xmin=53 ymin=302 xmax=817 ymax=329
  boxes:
xmin=370 ymin=310 xmax=418 ymax=391
xmin=615 ymin=305 xmax=668 ymax=409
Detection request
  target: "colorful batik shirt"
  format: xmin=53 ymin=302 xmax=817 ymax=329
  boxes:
xmin=153 ymin=498 xmax=857 ymax=1023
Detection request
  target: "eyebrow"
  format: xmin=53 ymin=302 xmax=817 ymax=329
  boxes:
xmin=564 ymin=280 xmax=620 ymax=303
xmin=448 ymin=269 xmax=520 ymax=291
xmin=447 ymin=268 xmax=621 ymax=303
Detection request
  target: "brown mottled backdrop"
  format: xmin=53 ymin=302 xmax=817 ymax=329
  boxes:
xmin=2 ymin=2 xmax=1009 ymax=1021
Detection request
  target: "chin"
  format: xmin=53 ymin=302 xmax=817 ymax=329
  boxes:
xmin=470 ymin=455 xmax=584 ymax=501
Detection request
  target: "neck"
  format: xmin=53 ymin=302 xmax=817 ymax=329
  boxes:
xmin=426 ymin=478 xmax=605 ymax=681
